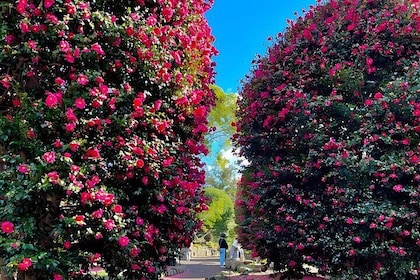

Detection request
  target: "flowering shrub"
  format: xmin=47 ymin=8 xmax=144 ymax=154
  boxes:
xmin=0 ymin=0 xmax=216 ymax=279
xmin=234 ymin=0 xmax=419 ymax=279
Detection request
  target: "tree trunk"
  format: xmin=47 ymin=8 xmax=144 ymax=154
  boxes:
xmin=0 ymin=258 xmax=12 ymax=280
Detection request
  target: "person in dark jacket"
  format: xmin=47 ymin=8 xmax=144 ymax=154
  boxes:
xmin=218 ymin=233 xmax=228 ymax=267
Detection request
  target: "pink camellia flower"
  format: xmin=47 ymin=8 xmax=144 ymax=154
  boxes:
xmin=65 ymin=108 xmax=78 ymax=122
xmin=162 ymin=6 xmax=173 ymax=22
xmin=103 ymin=193 xmax=114 ymax=206
xmin=53 ymin=273 xmax=63 ymax=280
xmin=27 ymin=40 xmax=37 ymax=50
xmin=69 ymin=141 xmax=80 ymax=151
xmin=104 ymin=219 xmax=115 ymax=230
xmin=131 ymin=264 xmax=140 ymax=270
xmin=17 ymin=164 xmax=30 ymax=174
xmin=42 ymin=151 xmax=56 ymax=163
xmin=74 ymin=97 xmax=86 ymax=109
xmin=365 ymin=99 xmax=373 ymax=106
xmin=136 ymin=217 xmax=144 ymax=225
xmin=296 ymin=243 xmax=305 ymax=250
xmin=345 ymin=217 xmax=353 ymax=224
xmin=353 ymin=236 xmax=362 ymax=243
xmin=409 ymin=154 xmax=419 ymax=165
xmin=44 ymin=0 xmax=54 ymax=8
xmin=398 ymin=248 xmax=407 ymax=256
xmin=1 ymin=221 xmax=14 ymax=234
xmin=92 ymin=209 xmax=103 ymax=219
xmin=59 ymin=42 xmax=70 ymax=53
xmin=393 ymin=184 xmax=403 ymax=192
xmin=374 ymin=92 xmax=383 ymax=100
xmin=16 ymin=0 xmax=27 ymax=15
xmin=118 ymin=236 xmax=130 ymax=247
xmin=147 ymin=265 xmax=156 ymax=273
xmin=47 ymin=171 xmax=60 ymax=184
xmin=65 ymin=51 xmax=74 ymax=63
xmin=89 ymin=253 xmax=101 ymax=263
xmin=45 ymin=93 xmax=58 ymax=108
xmin=53 ymin=139 xmax=62 ymax=148
xmin=401 ymin=138 xmax=410 ymax=145
xmin=17 ymin=258 xmax=32 ymax=271
xmin=91 ymin=43 xmax=105 ymax=55
xmin=130 ymin=247 xmax=141 ymax=258
xmin=65 ymin=123 xmax=76 ymax=132
xmin=95 ymin=232 xmax=103 ymax=240
xmin=77 ymin=74 xmax=89 ymax=86
xmin=400 ymin=229 xmax=410 ymax=236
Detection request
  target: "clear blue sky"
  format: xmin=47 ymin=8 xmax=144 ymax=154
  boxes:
xmin=205 ymin=0 xmax=317 ymax=93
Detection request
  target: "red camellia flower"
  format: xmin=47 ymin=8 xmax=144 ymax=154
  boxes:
xmin=136 ymin=159 xmax=144 ymax=168
xmin=74 ymin=215 xmax=85 ymax=225
xmin=113 ymin=204 xmax=123 ymax=213
xmin=84 ymin=148 xmax=101 ymax=159
xmin=1 ymin=221 xmax=14 ymax=234
xmin=63 ymin=241 xmax=71 ymax=250
xmin=17 ymin=258 xmax=32 ymax=271
xmin=12 ymin=98 xmax=21 ymax=107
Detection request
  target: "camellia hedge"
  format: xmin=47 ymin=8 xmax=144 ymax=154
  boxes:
xmin=234 ymin=0 xmax=419 ymax=279
xmin=0 ymin=0 xmax=216 ymax=279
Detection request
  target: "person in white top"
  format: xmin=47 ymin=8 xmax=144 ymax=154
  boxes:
xmin=230 ymin=238 xmax=241 ymax=260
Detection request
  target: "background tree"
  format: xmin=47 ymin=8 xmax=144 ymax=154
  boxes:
xmin=206 ymin=85 xmax=237 ymax=146
xmin=198 ymin=187 xmax=234 ymax=241
xmin=205 ymin=152 xmax=239 ymax=200
xmin=204 ymin=85 xmax=238 ymax=199
xmin=0 ymin=0 xmax=216 ymax=279
xmin=234 ymin=0 xmax=420 ymax=279
xmin=198 ymin=85 xmax=239 ymax=243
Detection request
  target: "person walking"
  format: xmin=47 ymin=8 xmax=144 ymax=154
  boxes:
xmin=218 ymin=233 xmax=228 ymax=267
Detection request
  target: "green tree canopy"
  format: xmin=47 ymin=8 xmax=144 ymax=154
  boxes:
xmin=198 ymin=187 xmax=234 ymax=239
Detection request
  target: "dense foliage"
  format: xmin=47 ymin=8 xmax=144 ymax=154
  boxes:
xmin=198 ymin=187 xmax=234 ymax=239
xmin=0 ymin=0 xmax=216 ymax=279
xmin=234 ymin=0 xmax=420 ymax=279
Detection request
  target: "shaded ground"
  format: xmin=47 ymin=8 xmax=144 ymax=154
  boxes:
xmin=163 ymin=257 xmax=326 ymax=280
xmin=163 ymin=256 xmax=224 ymax=280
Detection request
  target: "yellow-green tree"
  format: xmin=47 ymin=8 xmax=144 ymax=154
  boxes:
xmin=204 ymin=85 xmax=239 ymax=199
xmin=198 ymin=187 xmax=234 ymax=239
